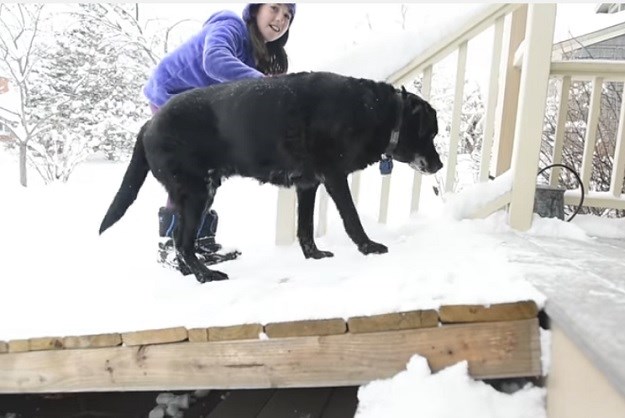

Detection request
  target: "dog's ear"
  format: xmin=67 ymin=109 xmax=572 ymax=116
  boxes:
xmin=417 ymin=102 xmax=436 ymax=139
xmin=401 ymin=86 xmax=408 ymax=97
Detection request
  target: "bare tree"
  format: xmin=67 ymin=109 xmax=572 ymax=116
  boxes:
xmin=0 ymin=3 xmax=47 ymax=186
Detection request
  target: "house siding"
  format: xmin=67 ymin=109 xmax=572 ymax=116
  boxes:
xmin=569 ymin=33 xmax=625 ymax=60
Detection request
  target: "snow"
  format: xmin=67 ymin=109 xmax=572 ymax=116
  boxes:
xmin=444 ymin=170 xmax=513 ymax=220
xmin=0 ymin=158 xmax=547 ymax=339
xmin=292 ymin=4 xmax=492 ymax=81
xmin=356 ymin=356 xmax=546 ymax=418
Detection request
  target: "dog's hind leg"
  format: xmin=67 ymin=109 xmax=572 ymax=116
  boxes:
xmin=323 ymin=174 xmax=389 ymax=256
xmin=174 ymin=179 xmax=228 ymax=283
xmin=296 ymin=184 xmax=334 ymax=259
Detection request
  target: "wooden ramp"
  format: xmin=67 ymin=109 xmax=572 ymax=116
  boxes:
xmin=0 ymin=301 xmax=541 ymax=393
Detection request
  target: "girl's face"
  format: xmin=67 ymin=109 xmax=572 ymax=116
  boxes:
xmin=255 ymin=3 xmax=292 ymax=43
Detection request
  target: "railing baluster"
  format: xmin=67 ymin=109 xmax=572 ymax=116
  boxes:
xmin=609 ymin=83 xmax=625 ymax=197
xmin=580 ymin=77 xmax=604 ymax=189
xmin=315 ymin=186 xmax=329 ymax=238
xmin=445 ymin=41 xmax=468 ymax=193
xmin=410 ymin=65 xmax=433 ymax=214
xmin=550 ymin=76 xmax=571 ymax=186
xmin=351 ymin=171 xmax=361 ymax=204
xmin=479 ymin=17 xmax=505 ymax=182
xmin=378 ymin=174 xmax=391 ymax=223
xmin=275 ymin=188 xmax=297 ymax=245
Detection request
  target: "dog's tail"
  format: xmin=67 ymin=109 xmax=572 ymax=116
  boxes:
xmin=99 ymin=121 xmax=151 ymax=235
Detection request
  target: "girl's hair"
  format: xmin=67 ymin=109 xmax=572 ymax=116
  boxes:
xmin=245 ymin=4 xmax=289 ymax=75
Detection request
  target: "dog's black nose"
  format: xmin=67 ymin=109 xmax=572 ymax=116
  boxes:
xmin=431 ymin=159 xmax=443 ymax=173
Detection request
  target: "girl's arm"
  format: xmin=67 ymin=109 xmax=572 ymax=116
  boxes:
xmin=202 ymin=20 xmax=263 ymax=82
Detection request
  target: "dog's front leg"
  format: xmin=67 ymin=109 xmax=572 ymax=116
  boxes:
xmin=296 ymin=184 xmax=333 ymax=259
xmin=174 ymin=181 xmax=229 ymax=283
xmin=323 ymin=174 xmax=388 ymax=256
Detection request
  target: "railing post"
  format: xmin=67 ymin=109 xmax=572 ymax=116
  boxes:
xmin=491 ymin=4 xmax=527 ymax=177
xmin=508 ymin=4 xmax=557 ymax=231
xmin=275 ymin=188 xmax=297 ymax=245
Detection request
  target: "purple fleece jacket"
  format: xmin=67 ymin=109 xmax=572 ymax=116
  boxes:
xmin=143 ymin=11 xmax=263 ymax=107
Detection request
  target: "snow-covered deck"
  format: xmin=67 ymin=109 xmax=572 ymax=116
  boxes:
xmin=1 ymin=161 xmax=624 ymax=396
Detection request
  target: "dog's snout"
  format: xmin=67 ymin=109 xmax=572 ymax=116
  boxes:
xmin=410 ymin=156 xmax=443 ymax=174
xmin=431 ymin=158 xmax=443 ymax=173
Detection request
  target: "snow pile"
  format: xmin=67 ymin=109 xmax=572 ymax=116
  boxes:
xmin=356 ymin=356 xmax=546 ymax=418
xmin=443 ymin=170 xmax=513 ymax=220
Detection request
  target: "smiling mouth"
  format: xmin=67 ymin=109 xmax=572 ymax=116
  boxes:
xmin=269 ymin=24 xmax=281 ymax=33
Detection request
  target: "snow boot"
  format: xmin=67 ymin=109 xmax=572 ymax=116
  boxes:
xmin=157 ymin=207 xmax=240 ymax=271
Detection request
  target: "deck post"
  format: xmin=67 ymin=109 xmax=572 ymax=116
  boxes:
xmin=508 ymin=4 xmax=557 ymax=231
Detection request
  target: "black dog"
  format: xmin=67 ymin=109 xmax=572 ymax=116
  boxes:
xmin=99 ymin=71 xmax=442 ymax=283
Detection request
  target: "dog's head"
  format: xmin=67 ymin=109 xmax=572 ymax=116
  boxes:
xmin=391 ymin=88 xmax=443 ymax=175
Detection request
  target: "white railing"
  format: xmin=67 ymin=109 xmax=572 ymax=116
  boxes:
xmin=547 ymin=61 xmax=625 ymax=211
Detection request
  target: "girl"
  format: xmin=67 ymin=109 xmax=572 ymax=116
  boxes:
xmin=144 ymin=3 xmax=296 ymax=266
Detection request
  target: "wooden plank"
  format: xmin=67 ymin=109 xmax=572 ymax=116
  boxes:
xmin=207 ymin=389 xmax=275 ymax=418
xmin=0 ymin=341 xmax=7 ymax=354
xmin=122 ymin=327 xmax=187 ymax=346
xmin=63 ymin=333 xmax=122 ymax=349
xmin=0 ymin=319 xmax=541 ymax=393
xmin=321 ymin=387 xmax=359 ymax=418
xmin=264 ymin=318 xmax=346 ymax=338
xmin=8 ymin=340 xmax=29 ymax=353
xmin=188 ymin=328 xmax=209 ymax=343
xmin=29 ymin=337 xmax=63 ymax=352
xmin=348 ymin=310 xmax=438 ymax=333
xmin=209 ymin=324 xmax=262 ymax=342
xmin=439 ymin=301 xmax=538 ymax=323
xmin=257 ymin=387 xmax=332 ymax=418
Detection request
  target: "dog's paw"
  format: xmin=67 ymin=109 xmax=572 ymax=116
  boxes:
xmin=305 ymin=249 xmax=334 ymax=260
xmin=358 ymin=241 xmax=388 ymax=255
xmin=196 ymin=270 xmax=229 ymax=283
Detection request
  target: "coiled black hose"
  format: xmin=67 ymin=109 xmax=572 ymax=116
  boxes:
xmin=537 ymin=163 xmax=585 ymax=222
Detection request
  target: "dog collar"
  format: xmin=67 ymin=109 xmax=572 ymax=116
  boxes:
xmin=383 ymin=93 xmax=404 ymax=159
